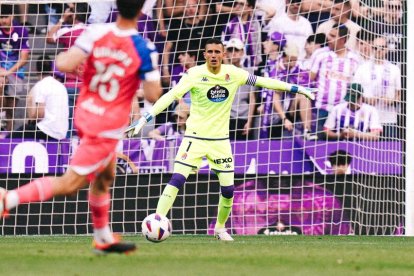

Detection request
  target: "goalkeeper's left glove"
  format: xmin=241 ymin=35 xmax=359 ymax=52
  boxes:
xmin=125 ymin=112 xmax=153 ymax=138
xmin=291 ymin=85 xmax=317 ymax=101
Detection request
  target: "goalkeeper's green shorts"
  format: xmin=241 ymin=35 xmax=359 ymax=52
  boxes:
xmin=174 ymin=136 xmax=234 ymax=176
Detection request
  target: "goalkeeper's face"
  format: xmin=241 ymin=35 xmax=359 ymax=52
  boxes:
xmin=204 ymin=44 xmax=225 ymax=71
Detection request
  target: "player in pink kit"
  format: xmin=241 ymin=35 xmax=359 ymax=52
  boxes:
xmin=0 ymin=0 xmax=162 ymax=254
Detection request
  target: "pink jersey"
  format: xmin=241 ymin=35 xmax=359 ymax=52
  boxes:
xmin=311 ymin=49 xmax=360 ymax=111
xmin=73 ymin=23 xmax=158 ymax=139
xmin=54 ymin=24 xmax=86 ymax=89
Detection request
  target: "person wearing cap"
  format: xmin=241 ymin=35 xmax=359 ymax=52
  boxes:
xmin=265 ymin=0 xmax=313 ymax=60
xmin=0 ymin=4 xmax=30 ymax=131
xmin=262 ymin=31 xmax=286 ymax=71
xmin=324 ymin=83 xmax=382 ymax=141
xmin=225 ymin=38 xmax=256 ymax=140
xmin=258 ymin=42 xmax=315 ymax=140
xmin=148 ymin=101 xmax=190 ymax=141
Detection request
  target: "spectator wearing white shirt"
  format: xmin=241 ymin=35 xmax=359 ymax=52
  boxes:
xmin=266 ymin=0 xmax=313 ymax=60
xmin=355 ymin=28 xmax=374 ymax=63
xmin=87 ymin=1 xmax=116 ymax=24
xmin=10 ymin=56 xmax=69 ymax=140
xmin=353 ymin=36 xmax=401 ymax=139
xmin=316 ymin=0 xmax=361 ymax=51
xmin=324 ymin=83 xmax=382 ymax=141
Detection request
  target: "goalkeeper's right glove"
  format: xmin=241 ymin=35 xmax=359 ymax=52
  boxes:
xmin=125 ymin=112 xmax=153 ymax=138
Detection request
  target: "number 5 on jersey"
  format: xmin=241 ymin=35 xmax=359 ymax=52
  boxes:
xmin=89 ymin=61 xmax=125 ymax=102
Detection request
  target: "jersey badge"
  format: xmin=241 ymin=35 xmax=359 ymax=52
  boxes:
xmin=225 ymin=74 xmax=230 ymax=82
xmin=181 ymin=152 xmax=188 ymax=160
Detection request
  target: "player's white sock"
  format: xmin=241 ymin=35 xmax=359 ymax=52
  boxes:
xmin=6 ymin=191 xmax=19 ymax=210
xmin=94 ymin=226 xmax=115 ymax=244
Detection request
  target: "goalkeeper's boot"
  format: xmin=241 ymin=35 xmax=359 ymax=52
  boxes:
xmin=214 ymin=228 xmax=234 ymax=242
xmin=0 ymin=188 xmax=9 ymax=219
xmin=93 ymin=234 xmax=136 ymax=255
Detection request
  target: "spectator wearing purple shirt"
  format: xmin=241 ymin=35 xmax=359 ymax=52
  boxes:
xmin=221 ymin=0 xmax=262 ymax=69
xmin=0 ymin=4 xmax=30 ymax=131
xmin=258 ymin=42 xmax=315 ymax=140
xmin=257 ymin=31 xmax=286 ymax=138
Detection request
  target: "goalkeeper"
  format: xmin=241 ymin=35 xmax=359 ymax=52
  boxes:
xmin=126 ymin=38 xmax=316 ymax=241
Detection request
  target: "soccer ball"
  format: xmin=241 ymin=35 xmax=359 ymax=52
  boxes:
xmin=141 ymin=213 xmax=172 ymax=242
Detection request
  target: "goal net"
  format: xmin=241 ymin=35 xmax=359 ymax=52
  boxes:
xmin=0 ymin=0 xmax=408 ymax=236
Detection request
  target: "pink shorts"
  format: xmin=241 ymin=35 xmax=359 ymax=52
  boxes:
xmin=70 ymin=135 xmax=118 ymax=181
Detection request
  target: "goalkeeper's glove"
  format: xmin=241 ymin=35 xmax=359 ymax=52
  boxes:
xmin=125 ymin=112 xmax=153 ymax=138
xmin=291 ymin=85 xmax=317 ymax=101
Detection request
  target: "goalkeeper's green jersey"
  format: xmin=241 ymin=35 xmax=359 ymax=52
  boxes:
xmin=151 ymin=63 xmax=293 ymax=139
xmin=157 ymin=64 xmax=250 ymax=139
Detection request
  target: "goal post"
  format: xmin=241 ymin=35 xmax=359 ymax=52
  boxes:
xmin=0 ymin=0 xmax=410 ymax=236
xmin=405 ymin=0 xmax=414 ymax=236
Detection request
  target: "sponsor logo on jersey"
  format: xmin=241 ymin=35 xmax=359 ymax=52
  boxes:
xmin=201 ymin=77 xmax=209 ymax=82
xmin=213 ymin=157 xmax=233 ymax=165
xmin=207 ymin=85 xmax=229 ymax=102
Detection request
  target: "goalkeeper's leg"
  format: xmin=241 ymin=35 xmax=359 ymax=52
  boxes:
xmin=156 ymin=169 xmax=190 ymax=216
xmin=214 ymin=172 xmax=235 ymax=241
xmin=156 ymin=137 xmax=200 ymax=216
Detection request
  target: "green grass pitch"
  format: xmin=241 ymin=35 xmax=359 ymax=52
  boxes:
xmin=1 ymin=235 xmax=414 ymax=275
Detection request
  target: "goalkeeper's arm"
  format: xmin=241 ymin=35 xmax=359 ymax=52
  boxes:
xmin=247 ymin=75 xmax=316 ymax=100
xmin=125 ymin=78 xmax=191 ymax=137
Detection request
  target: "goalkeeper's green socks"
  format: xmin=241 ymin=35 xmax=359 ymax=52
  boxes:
xmin=156 ymin=184 xmax=179 ymax=216
xmin=215 ymin=195 xmax=234 ymax=229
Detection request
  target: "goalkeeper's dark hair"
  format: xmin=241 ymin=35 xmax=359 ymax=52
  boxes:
xmin=36 ymin=55 xmax=53 ymax=76
xmin=74 ymin=3 xmax=90 ymax=24
xmin=333 ymin=23 xmax=349 ymax=40
xmin=116 ymin=0 xmax=145 ymax=19
xmin=204 ymin=38 xmax=224 ymax=49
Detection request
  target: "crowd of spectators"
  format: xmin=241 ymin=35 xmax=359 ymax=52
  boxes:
xmin=0 ymin=0 xmax=406 ymax=142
